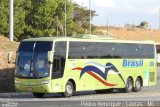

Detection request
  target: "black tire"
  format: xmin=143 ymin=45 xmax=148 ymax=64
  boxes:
xmin=133 ymin=77 xmax=142 ymax=92
xmin=33 ymin=93 xmax=45 ymax=98
xmin=63 ymin=81 xmax=74 ymax=97
xmin=124 ymin=77 xmax=133 ymax=93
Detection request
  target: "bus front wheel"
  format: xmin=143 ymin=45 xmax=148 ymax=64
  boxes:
xmin=124 ymin=77 xmax=133 ymax=93
xmin=133 ymin=77 xmax=142 ymax=92
xmin=63 ymin=81 xmax=74 ymax=97
xmin=33 ymin=93 xmax=45 ymax=98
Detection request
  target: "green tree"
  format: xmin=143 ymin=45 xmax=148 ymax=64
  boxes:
xmin=139 ymin=21 xmax=148 ymax=29
xmin=0 ymin=0 xmax=31 ymax=40
xmin=0 ymin=0 xmax=9 ymax=35
xmin=22 ymin=0 xmax=56 ymax=39
xmin=53 ymin=0 xmax=73 ymax=36
xmin=72 ymin=3 xmax=97 ymax=34
xmin=14 ymin=0 xmax=31 ymax=40
xmin=0 ymin=0 xmax=97 ymax=41
xmin=23 ymin=0 xmax=74 ymax=38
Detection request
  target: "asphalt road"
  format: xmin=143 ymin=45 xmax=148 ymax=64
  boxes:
xmin=0 ymin=67 xmax=160 ymax=107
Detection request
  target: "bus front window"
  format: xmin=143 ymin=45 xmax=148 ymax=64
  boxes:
xmin=16 ymin=52 xmax=32 ymax=77
xmin=33 ymin=53 xmax=49 ymax=77
xmin=16 ymin=41 xmax=52 ymax=78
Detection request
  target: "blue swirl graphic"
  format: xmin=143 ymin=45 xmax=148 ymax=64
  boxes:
xmin=105 ymin=63 xmax=125 ymax=83
xmin=80 ymin=66 xmax=107 ymax=80
xmin=80 ymin=62 xmax=125 ymax=84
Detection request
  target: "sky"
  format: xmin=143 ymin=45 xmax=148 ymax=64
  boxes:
xmin=72 ymin=0 xmax=160 ymax=29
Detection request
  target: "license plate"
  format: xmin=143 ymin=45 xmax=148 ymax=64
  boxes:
xmin=26 ymin=87 xmax=33 ymax=91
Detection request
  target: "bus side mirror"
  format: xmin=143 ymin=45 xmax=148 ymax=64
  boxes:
xmin=8 ymin=52 xmax=15 ymax=64
xmin=48 ymin=51 xmax=54 ymax=63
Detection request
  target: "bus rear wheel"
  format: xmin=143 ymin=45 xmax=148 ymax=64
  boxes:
xmin=124 ymin=77 xmax=133 ymax=93
xmin=63 ymin=81 xmax=74 ymax=97
xmin=133 ymin=77 xmax=142 ymax=92
xmin=33 ymin=93 xmax=45 ymax=98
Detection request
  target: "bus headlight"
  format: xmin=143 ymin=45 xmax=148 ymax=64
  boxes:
xmin=41 ymin=80 xmax=49 ymax=84
xmin=15 ymin=80 xmax=20 ymax=84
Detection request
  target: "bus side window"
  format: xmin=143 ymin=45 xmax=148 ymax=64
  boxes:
xmin=53 ymin=56 xmax=61 ymax=73
xmin=52 ymin=42 xmax=66 ymax=79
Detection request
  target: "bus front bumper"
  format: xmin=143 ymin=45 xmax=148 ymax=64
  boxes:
xmin=15 ymin=80 xmax=52 ymax=93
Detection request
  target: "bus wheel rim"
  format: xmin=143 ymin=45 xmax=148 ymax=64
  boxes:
xmin=127 ymin=81 xmax=132 ymax=90
xmin=136 ymin=80 xmax=141 ymax=89
xmin=66 ymin=85 xmax=72 ymax=94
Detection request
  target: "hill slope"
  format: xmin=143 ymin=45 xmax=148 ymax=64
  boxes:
xmin=0 ymin=35 xmax=18 ymax=69
xmin=96 ymin=26 xmax=160 ymax=43
xmin=0 ymin=35 xmax=18 ymax=92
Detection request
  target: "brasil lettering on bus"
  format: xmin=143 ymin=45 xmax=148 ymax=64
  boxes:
xmin=123 ymin=59 xmax=143 ymax=67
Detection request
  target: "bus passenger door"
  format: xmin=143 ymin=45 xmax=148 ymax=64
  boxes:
xmin=51 ymin=42 xmax=66 ymax=91
xmin=52 ymin=56 xmax=63 ymax=79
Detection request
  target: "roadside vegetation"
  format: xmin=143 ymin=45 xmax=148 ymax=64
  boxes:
xmin=0 ymin=0 xmax=97 ymax=41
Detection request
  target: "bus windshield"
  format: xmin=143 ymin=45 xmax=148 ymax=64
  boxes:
xmin=15 ymin=41 xmax=52 ymax=78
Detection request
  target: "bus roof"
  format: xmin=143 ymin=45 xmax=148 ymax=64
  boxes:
xmin=22 ymin=35 xmax=155 ymax=44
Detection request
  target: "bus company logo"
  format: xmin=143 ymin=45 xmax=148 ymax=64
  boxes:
xmin=72 ymin=62 xmax=125 ymax=86
xmin=123 ymin=59 xmax=144 ymax=67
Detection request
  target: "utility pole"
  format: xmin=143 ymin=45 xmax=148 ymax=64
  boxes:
xmin=107 ymin=19 xmax=109 ymax=37
xmin=89 ymin=0 xmax=91 ymax=35
xmin=9 ymin=0 xmax=13 ymax=41
xmin=65 ymin=0 xmax=67 ymax=37
xmin=149 ymin=25 xmax=151 ymax=40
